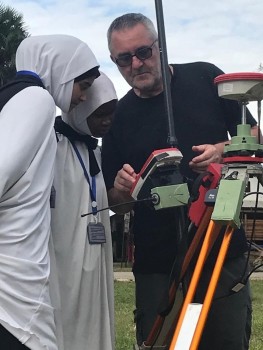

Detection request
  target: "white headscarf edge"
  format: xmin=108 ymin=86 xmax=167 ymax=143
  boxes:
xmin=62 ymin=71 xmax=117 ymax=135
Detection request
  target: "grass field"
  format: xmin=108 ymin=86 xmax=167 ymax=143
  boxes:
xmin=115 ymin=280 xmax=263 ymax=350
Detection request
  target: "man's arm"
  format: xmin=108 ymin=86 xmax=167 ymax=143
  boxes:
xmin=108 ymin=188 xmax=134 ymax=214
xmin=189 ymin=141 xmax=229 ymax=173
xmin=189 ymin=125 xmax=262 ymax=173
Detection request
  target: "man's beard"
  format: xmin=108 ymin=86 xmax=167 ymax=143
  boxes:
xmin=132 ymin=72 xmax=162 ymax=96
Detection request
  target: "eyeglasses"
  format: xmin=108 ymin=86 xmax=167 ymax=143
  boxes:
xmin=114 ymin=39 xmax=158 ymax=67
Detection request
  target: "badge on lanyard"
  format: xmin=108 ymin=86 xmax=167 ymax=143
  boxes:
xmin=87 ymin=197 xmax=106 ymax=244
xmin=70 ymin=142 xmax=106 ymax=244
xmin=87 ymin=220 xmax=106 ymax=244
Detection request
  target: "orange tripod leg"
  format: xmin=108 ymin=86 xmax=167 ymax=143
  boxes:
xmin=169 ymin=220 xmax=222 ymax=350
xmin=145 ymin=207 xmax=214 ymax=346
xmin=189 ymin=225 xmax=234 ymax=350
xmin=163 ymin=208 xmax=221 ymax=346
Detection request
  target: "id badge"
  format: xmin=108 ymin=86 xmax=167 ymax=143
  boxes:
xmin=87 ymin=222 xmax=106 ymax=244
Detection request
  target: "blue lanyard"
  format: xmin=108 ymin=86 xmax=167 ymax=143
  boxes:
xmin=70 ymin=141 xmax=98 ymax=215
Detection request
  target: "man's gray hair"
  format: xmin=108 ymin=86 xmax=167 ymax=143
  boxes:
xmin=107 ymin=13 xmax=158 ymax=50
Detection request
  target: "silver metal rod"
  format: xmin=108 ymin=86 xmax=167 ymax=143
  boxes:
xmin=241 ymin=102 xmax=247 ymax=124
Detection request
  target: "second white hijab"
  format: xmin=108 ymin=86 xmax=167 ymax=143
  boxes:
xmin=62 ymin=71 xmax=117 ymax=134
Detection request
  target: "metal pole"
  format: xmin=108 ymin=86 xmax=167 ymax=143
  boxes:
xmin=241 ymin=101 xmax=247 ymax=124
xmin=155 ymin=0 xmax=178 ymax=147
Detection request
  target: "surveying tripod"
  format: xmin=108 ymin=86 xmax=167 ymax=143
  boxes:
xmin=134 ymin=72 xmax=263 ymax=350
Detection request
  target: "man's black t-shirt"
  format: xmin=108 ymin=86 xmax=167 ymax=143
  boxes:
xmin=102 ymin=62 xmax=257 ymax=274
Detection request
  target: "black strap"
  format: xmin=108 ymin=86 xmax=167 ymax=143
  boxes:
xmin=188 ymin=171 xmax=211 ymax=205
xmin=0 ymin=73 xmax=45 ymax=112
xmin=54 ymin=116 xmax=100 ymax=176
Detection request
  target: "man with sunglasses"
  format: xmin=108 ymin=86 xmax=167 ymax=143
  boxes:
xmin=102 ymin=12 xmax=260 ymax=350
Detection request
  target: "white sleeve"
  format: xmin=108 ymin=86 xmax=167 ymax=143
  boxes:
xmin=0 ymin=86 xmax=56 ymax=197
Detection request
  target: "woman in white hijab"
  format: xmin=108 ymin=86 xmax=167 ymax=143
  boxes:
xmin=0 ymin=35 xmax=99 ymax=350
xmin=51 ymin=72 xmax=117 ymax=350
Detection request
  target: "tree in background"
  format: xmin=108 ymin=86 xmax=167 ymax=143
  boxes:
xmin=0 ymin=2 xmax=29 ymax=86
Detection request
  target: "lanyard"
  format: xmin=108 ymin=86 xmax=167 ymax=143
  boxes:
xmin=70 ymin=141 xmax=98 ymax=216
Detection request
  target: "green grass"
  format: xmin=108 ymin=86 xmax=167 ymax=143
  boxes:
xmin=115 ymin=280 xmax=263 ymax=350
xmin=250 ymin=280 xmax=263 ymax=350
xmin=115 ymin=281 xmax=135 ymax=350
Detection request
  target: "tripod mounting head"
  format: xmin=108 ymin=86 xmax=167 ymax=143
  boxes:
xmin=214 ymin=72 xmax=263 ymax=158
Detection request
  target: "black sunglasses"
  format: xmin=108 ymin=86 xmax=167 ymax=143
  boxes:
xmin=114 ymin=39 xmax=158 ymax=67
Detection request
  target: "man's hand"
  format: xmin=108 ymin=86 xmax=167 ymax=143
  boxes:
xmin=189 ymin=142 xmax=228 ymax=173
xmin=107 ymin=164 xmax=137 ymax=214
xmin=114 ymin=163 xmax=137 ymax=192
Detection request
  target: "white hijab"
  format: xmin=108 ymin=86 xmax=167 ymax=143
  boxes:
xmin=62 ymin=71 xmax=117 ymax=134
xmin=51 ymin=71 xmax=117 ymax=350
xmin=16 ymin=34 xmax=99 ymax=113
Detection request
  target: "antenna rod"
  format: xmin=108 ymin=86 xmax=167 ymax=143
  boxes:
xmin=155 ymin=0 xmax=178 ymax=147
